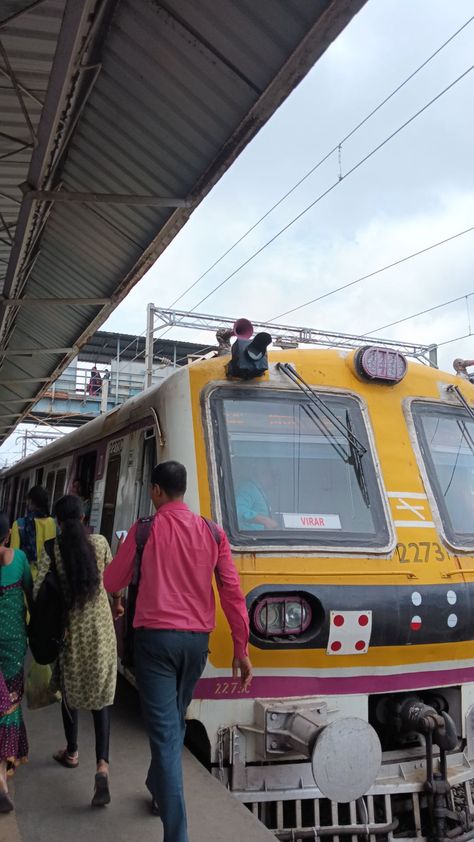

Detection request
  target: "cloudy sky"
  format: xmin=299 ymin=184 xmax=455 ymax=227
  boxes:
xmin=2 ymin=0 xmax=474 ymax=463
xmin=104 ymin=0 xmax=474 ymax=370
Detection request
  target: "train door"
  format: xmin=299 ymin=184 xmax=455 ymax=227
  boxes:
xmin=52 ymin=469 xmax=67 ymax=508
xmin=136 ymin=431 xmax=156 ymax=518
xmin=100 ymin=454 xmax=121 ymax=544
xmin=8 ymin=477 xmax=18 ymax=523
xmin=45 ymin=471 xmax=55 ymax=512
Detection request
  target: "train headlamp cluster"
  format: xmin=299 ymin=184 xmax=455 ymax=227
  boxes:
xmin=253 ymin=596 xmax=311 ymax=637
xmin=225 ymin=318 xmax=272 ymax=380
xmin=354 ymin=345 xmax=407 ymax=384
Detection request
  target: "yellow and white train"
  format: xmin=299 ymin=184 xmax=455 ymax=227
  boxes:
xmin=3 ymin=337 xmax=474 ymax=841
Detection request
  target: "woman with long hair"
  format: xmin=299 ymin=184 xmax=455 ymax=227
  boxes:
xmin=33 ymin=495 xmax=117 ymax=807
xmin=0 ymin=512 xmax=32 ymax=812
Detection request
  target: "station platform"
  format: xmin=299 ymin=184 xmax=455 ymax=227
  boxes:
xmin=3 ymin=676 xmax=275 ymax=842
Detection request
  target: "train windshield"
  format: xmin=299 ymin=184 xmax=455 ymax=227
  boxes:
xmin=210 ymin=389 xmax=390 ymax=548
xmin=413 ymin=402 xmax=474 ymax=547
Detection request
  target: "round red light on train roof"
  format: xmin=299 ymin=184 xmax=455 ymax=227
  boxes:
xmin=354 ymin=346 xmax=407 ymax=384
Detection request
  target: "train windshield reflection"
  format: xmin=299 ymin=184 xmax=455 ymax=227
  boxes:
xmin=211 ymin=390 xmax=390 ymax=548
xmin=413 ymin=402 xmax=474 ymax=547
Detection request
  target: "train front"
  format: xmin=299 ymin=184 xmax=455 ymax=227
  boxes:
xmin=188 ymin=333 xmax=474 ymax=841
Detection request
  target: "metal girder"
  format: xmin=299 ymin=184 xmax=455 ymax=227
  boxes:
xmin=0 ymin=39 xmax=36 ymax=146
xmin=151 ymin=307 xmax=437 ymax=363
xmin=25 ymin=190 xmax=190 ymax=207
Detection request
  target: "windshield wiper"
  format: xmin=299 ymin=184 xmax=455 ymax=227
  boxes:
xmin=346 ymin=409 xmax=370 ymax=507
xmin=277 ymin=363 xmax=367 ymax=457
xmin=447 ymin=384 xmax=474 ymax=422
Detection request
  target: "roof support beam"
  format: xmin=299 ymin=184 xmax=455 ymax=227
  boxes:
xmin=0 ymin=0 xmax=49 ymax=31
xmin=2 ymin=297 xmax=111 ymax=307
xmin=3 ymin=347 xmax=74 ymax=356
xmin=25 ymin=190 xmax=190 ymax=207
xmin=0 ymin=0 xmax=98 ymax=334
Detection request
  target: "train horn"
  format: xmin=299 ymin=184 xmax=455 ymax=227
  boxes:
xmin=233 ymin=318 xmax=253 ymax=339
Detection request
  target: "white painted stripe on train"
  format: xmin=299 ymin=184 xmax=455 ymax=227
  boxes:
xmin=387 ymin=492 xmax=428 ymax=499
xmin=202 ymin=657 xmax=474 ymax=680
xmin=394 ymin=520 xmax=435 ymax=528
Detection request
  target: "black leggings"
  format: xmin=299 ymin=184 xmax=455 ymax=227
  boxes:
xmin=61 ymin=701 xmax=111 ymax=763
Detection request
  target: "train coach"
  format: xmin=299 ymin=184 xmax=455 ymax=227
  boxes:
xmin=2 ymin=334 xmax=474 ymax=842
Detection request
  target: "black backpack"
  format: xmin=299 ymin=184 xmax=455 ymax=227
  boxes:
xmin=28 ymin=539 xmax=66 ymax=665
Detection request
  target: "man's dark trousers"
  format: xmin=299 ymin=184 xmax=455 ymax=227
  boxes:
xmin=134 ymin=628 xmax=209 ymax=842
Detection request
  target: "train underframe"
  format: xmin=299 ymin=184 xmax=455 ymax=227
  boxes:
xmin=208 ymin=685 xmax=474 ymax=842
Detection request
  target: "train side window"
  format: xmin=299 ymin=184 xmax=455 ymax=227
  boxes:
xmin=53 ymin=469 xmax=67 ymax=507
xmin=137 ymin=432 xmax=156 ymax=518
xmin=412 ymin=401 xmax=474 ymax=549
xmin=209 ymin=388 xmax=391 ymax=550
xmin=45 ymin=472 xmax=55 ymax=511
xmin=35 ymin=467 xmax=44 ymax=485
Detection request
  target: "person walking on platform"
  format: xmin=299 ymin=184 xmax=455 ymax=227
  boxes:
xmin=0 ymin=513 xmax=32 ymax=813
xmin=33 ymin=495 xmax=117 ymax=807
xmin=11 ymin=485 xmax=56 ymax=574
xmin=104 ymin=460 xmax=252 ymax=842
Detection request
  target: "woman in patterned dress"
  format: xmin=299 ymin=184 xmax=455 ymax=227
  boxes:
xmin=34 ymin=495 xmax=117 ymax=807
xmin=0 ymin=512 xmax=32 ymax=813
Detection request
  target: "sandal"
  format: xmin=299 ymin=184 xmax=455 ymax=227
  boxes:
xmin=53 ymin=749 xmax=79 ymax=769
xmin=0 ymin=790 xmax=14 ymax=813
xmin=91 ymin=772 xmax=110 ymax=807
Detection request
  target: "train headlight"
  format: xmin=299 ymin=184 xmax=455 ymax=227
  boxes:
xmin=253 ymin=596 xmax=311 ymax=637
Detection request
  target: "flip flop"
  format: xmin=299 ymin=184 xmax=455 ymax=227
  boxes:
xmin=0 ymin=790 xmax=14 ymax=813
xmin=91 ymin=772 xmax=110 ymax=807
xmin=53 ymin=749 xmax=79 ymax=768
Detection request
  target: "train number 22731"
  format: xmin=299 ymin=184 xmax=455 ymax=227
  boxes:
xmin=396 ymin=542 xmax=447 ymax=564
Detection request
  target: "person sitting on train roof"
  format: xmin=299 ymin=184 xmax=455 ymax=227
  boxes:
xmin=33 ymin=495 xmax=117 ymax=808
xmin=453 ymin=358 xmax=474 ymax=382
xmin=103 ymin=460 xmax=252 ymax=842
xmin=10 ymin=486 xmax=56 ymax=574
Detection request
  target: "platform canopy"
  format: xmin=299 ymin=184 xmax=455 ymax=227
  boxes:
xmin=0 ymin=0 xmax=366 ymax=442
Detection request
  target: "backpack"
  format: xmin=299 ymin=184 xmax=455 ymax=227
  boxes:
xmin=122 ymin=515 xmax=221 ymax=668
xmin=28 ymin=540 xmax=66 ymax=665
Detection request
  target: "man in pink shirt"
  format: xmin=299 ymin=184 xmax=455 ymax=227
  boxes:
xmin=103 ymin=460 xmax=252 ymax=842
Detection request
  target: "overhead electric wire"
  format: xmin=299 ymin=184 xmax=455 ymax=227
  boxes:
xmin=166 ymin=15 xmax=474 ymax=312
xmin=366 ymin=290 xmax=474 ymax=336
xmin=269 ymin=225 xmax=474 ymax=322
xmin=182 ymin=64 xmax=474 ymax=318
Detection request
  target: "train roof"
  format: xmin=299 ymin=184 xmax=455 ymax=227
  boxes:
xmin=2 ymin=348 xmax=473 ymax=478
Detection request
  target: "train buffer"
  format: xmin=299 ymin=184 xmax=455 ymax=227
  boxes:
xmin=5 ymin=677 xmax=275 ymax=841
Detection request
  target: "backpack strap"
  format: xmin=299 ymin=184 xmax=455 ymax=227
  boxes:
xmin=201 ymin=517 xmax=221 ymax=546
xmin=132 ymin=516 xmax=154 ymax=587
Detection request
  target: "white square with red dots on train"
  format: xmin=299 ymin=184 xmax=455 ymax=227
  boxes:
xmin=327 ymin=610 xmax=372 ymax=655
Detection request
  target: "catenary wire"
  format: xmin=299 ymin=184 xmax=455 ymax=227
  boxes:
xmin=365 ymin=291 xmax=474 ymax=336
xmin=269 ymin=226 xmax=474 ymax=323
xmin=166 ymin=15 xmax=474 ymax=312
xmin=185 ymin=64 xmax=474 ymax=316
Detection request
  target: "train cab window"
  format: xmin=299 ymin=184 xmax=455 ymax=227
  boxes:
xmin=413 ymin=402 xmax=474 ymax=548
xmin=210 ymin=390 xmax=390 ymax=548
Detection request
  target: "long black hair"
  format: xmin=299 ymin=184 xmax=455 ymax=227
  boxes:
xmin=54 ymin=495 xmax=100 ymax=610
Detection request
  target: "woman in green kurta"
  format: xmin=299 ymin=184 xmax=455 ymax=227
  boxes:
xmin=0 ymin=513 xmax=32 ymax=813
xmin=34 ymin=495 xmax=117 ymax=807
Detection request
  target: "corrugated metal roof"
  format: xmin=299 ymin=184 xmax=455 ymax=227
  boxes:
xmin=0 ymin=0 xmax=367 ymax=441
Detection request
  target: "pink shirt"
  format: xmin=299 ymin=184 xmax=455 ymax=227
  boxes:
xmin=103 ymin=501 xmax=249 ymax=658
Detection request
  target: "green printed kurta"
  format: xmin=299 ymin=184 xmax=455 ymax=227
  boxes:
xmin=34 ymin=534 xmax=117 ymax=710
